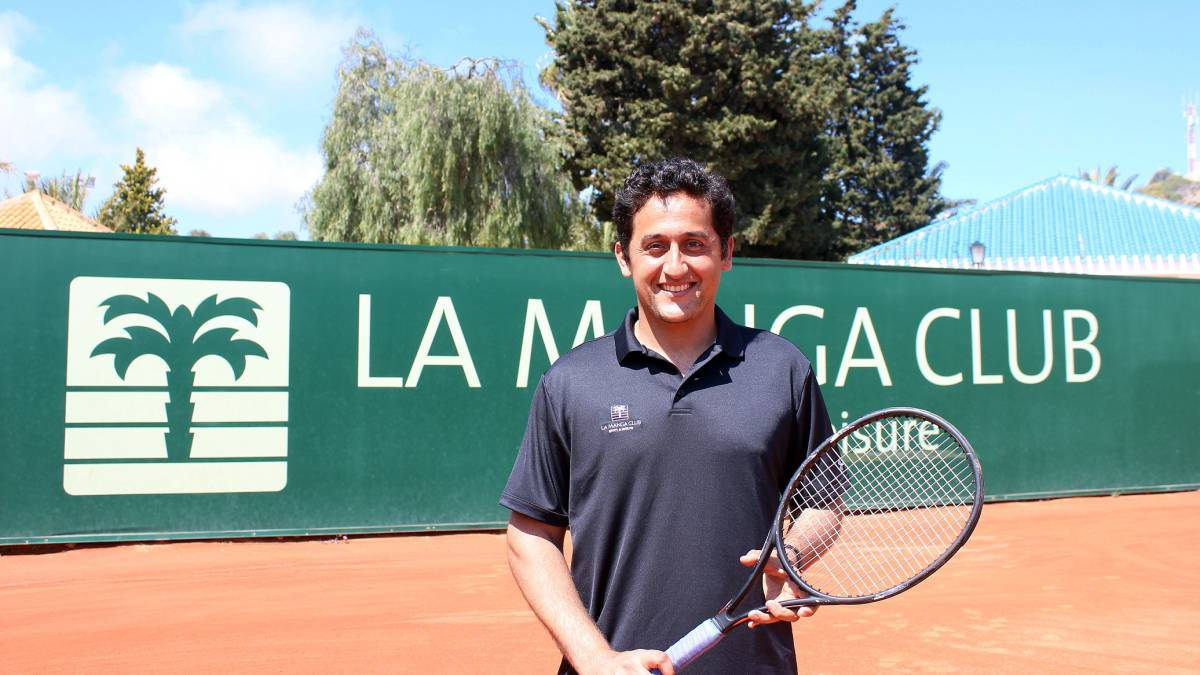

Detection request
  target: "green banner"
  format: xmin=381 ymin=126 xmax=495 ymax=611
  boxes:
xmin=2 ymin=230 xmax=1197 ymax=543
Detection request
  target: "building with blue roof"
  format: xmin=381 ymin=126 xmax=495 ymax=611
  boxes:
xmin=847 ymin=175 xmax=1200 ymax=276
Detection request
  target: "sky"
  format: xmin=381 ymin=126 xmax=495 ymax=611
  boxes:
xmin=2 ymin=1 xmax=1198 ymax=239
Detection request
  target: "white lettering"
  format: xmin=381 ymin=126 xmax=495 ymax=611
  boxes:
xmin=918 ymin=421 xmax=938 ymax=450
xmin=516 ymin=299 xmax=604 ymax=388
xmin=406 ymin=297 xmax=481 ymax=388
xmin=1007 ymin=309 xmax=1053 ymax=384
xmin=771 ymin=305 xmax=827 ymax=385
xmin=744 ymin=303 xmax=756 ymax=328
xmin=835 ymin=307 xmax=891 ymax=387
xmin=1064 ymin=309 xmax=1101 ymax=383
xmin=874 ymin=420 xmax=899 ymax=452
xmin=915 ymin=308 xmax=963 ymax=386
xmin=356 ymin=294 xmax=405 ymax=388
xmin=850 ymin=425 xmax=872 ymax=453
xmin=903 ymin=418 xmax=919 ymax=452
xmin=516 ymin=299 xmax=557 ymax=388
xmin=970 ymin=308 xmax=1004 ymax=384
xmin=572 ymin=300 xmax=605 ymax=348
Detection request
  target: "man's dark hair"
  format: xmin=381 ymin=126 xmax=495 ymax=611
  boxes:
xmin=612 ymin=157 xmax=736 ymax=259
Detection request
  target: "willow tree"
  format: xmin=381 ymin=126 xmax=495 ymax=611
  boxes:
xmin=305 ymin=32 xmax=590 ymax=249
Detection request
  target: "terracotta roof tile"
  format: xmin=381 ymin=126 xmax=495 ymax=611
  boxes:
xmin=0 ymin=191 xmax=111 ymax=233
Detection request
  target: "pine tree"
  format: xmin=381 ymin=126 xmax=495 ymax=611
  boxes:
xmin=823 ymin=2 xmax=947 ymax=257
xmin=540 ymin=1 xmax=834 ymax=259
xmin=97 ymin=148 xmax=178 ymax=235
xmin=304 ymin=31 xmax=589 ymax=249
xmin=542 ymin=0 xmax=948 ymax=260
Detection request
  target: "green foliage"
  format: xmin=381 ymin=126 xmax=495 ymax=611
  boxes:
xmin=822 ymin=3 xmax=949 ymax=258
xmin=28 ymin=170 xmax=93 ymax=211
xmin=2 ymin=166 xmax=93 ymax=210
xmin=187 ymin=229 xmax=212 ymax=237
xmin=541 ymin=1 xmax=832 ymax=259
xmin=540 ymin=0 xmax=948 ymax=260
xmin=1137 ymin=169 xmax=1200 ymax=206
xmin=1078 ymin=165 xmax=1138 ymax=191
xmin=90 ymin=293 xmax=266 ymax=459
xmin=97 ymin=148 xmax=178 ymax=235
xmin=251 ymin=230 xmax=298 ymax=240
xmin=304 ymin=31 xmax=590 ymax=249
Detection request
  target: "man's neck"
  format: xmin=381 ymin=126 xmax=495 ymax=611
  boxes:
xmin=633 ymin=308 xmax=719 ymax=373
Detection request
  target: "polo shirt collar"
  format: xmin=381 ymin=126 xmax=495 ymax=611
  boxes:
xmin=615 ymin=305 xmax=745 ymax=364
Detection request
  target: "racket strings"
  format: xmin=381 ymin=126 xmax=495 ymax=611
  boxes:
xmin=780 ymin=415 xmax=977 ymax=599
xmin=793 ymin=429 xmax=973 ymax=595
xmin=814 ymin=432 xmax=973 ymax=594
xmin=787 ymin=453 xmax=968 ymax=597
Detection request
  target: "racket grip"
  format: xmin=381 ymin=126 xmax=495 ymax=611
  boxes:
xmin=651 ymin=618 xmax=724 ymax=674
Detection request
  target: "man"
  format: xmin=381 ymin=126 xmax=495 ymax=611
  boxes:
xmin=502 ymin=158 xmax=832 ymax=674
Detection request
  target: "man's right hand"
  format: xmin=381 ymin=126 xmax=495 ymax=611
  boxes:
xmin=584 ymin=648 xmax=674 ymax=675
xmin=507 ymin=514 xmax=677 ymax=675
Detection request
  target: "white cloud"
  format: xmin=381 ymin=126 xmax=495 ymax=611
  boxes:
xmin=179 ymin=1 xmax=357 ymax=84
xmin=117 ymin=64 xmax=224 ymax=128
xmin=0 ymin=12 xmax=35 ymax=80
xmin=0 ymin=12 xmax=97 ymax=165
xmin=115 ymin=63 xmax=321 ymax=216
xmin=149 ymin=120 xmax=321 ymax=215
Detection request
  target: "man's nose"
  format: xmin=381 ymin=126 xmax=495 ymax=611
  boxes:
xmin=663 ymin=246 xmax=687 ymax=277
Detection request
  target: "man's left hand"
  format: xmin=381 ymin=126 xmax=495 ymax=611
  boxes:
xmin=738 ymin=549 xmax=817 ymax=628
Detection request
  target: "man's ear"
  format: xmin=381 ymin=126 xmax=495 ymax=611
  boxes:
xmin=722 ymin=237 xmax=734 ymax=271
xmin=614 ymin=241 xmax=633 ymax=278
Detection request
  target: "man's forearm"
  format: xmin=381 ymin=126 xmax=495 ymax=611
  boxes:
xmin=506 ymin=515 xmax=612 ymax=669
xmin=784 ymin=505 xmax=844 ymax=570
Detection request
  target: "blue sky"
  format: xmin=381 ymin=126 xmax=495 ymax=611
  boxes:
xmin=2 ymin=1 xmax=1198 ymax=239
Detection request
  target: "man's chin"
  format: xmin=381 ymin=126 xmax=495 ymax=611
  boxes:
xmin=649 ymin=303 xmax=702 ymax=324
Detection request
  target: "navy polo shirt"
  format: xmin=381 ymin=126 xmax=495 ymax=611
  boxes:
xmin=501 ymin=306 xmax=832 ymax=675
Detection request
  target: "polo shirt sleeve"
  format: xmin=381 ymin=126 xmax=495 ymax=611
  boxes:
xmin=788 ymin=368 xmax=847 ymax=505
xmin=788 ymin=368 xmax=834 ymax=475
xmin=499 ymin=376 xmax=570 ymax=527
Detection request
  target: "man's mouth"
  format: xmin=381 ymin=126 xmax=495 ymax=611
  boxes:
xmin=659 ymin=282 xmax=695 ymax=295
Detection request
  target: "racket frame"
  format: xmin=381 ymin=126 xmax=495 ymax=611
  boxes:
xmin=710 ymin=406 xmax=984 ymax=633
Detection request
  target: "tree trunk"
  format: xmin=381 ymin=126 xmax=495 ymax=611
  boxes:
xmin=163 ymin=367 xmax=196 ymax=460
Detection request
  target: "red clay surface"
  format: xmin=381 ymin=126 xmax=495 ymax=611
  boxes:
xmin=1 ymin=491 xmax=1198 ymax=673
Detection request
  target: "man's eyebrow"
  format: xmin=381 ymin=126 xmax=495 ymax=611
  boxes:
xmin=638 ymin=230 xmax=714 ymax=244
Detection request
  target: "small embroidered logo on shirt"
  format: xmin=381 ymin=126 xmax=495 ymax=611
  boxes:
xmin=602 ymin=404 xmax=641 ymax=433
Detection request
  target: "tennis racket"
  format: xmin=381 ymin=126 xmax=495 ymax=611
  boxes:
xmin=652 ymin=407 xmax=983 ymax=673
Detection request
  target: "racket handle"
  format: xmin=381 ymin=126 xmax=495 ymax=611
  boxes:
xmin=651 ymin=618 xmax=724 ymax=674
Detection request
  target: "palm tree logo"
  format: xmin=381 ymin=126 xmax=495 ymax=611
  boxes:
xmin=90 ymin=293 xmax=268 ymax=460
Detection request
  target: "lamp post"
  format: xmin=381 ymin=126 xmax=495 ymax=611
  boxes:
xmin=970 ymin=241 xmax=985 ymax=269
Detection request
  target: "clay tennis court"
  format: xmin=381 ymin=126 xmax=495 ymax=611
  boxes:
xmin=1 ymin=490 xmax=1196 ymax=673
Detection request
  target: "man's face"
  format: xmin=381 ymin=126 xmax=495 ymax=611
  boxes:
xmin=614 ymin=192 xmax=733 ymax=330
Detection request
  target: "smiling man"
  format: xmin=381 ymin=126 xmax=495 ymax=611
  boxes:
xmin=502 ymin=158 xmax=832 ymax=674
